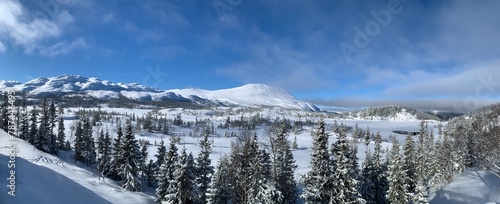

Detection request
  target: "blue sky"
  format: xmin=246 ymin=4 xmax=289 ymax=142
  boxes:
xmin=1 ymin=0 xmax=499 ymax=112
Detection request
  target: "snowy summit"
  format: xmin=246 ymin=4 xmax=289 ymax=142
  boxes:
xmin=0 ymin=75 xmax=319 ymax=111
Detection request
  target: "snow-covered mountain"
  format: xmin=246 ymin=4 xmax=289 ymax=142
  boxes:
xmin=0 ymin=75 xmax=319 ymax=111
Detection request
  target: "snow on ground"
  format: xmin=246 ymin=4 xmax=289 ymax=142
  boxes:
xmin=0 ymin=130 xmax=154 ymax=204
xmin=0 ymin=106 xmax=453 ymax=203
xmin=429 ymin=170 xmax=500 ymax=204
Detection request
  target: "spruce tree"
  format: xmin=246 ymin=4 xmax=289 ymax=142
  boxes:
xmin=28 ymin=106 xmax=38 ymax=145
xmin=302 ymin=119 xmax=331 ymax=203
xmin=402 ymin=134 xmax=416 ymax=194
xmin=155 ymin=140 xmax=179 ymax=203
xmin=206 ymin=155 xmax=232 ymax=204
xmin=164 ymin=148 xmax=199 ymax=204
xmin=108 ymin=125 xmax=124 ymax=180
xmin=329 ymin=126 xmax=365 ymax=204
xmin=140 ymin=142 xmax=149 ymax=181
xmin=74 ymin=120 xmax=84 ymax=162
xmin=19 ymin=100 xmax=29 ymax=141
xmin=359 ymin=149 xmax=376 ymax=204
xmin=373 ymin=131 xmax=388 ymax=204
xmin=0 ymin=92 xmax=8 ymax=131
xmin=249 ymin=133 xmax=282 ymax=204
xmin=196 ymin=132 xmax=214 ymax=203
xmin=272 ymin=120 xmax=297 ymax=204
xmin=57 ymin=105 xmax=65 ymax=150
xmin=386 ymin=139 xmax=409 ymax=204
xmin=119 ymin=120 xmax=142 ymax=191
xmin=49 ymin=101 xmax=57 ymax=154
xmin=154 ymin=138 xmax=167 ymax=181
xmin=145 ymin=159 xmax=155 ymax=187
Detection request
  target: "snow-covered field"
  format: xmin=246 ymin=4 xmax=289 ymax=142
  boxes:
xmin=1 ymin=107 xmax=497 ymax=203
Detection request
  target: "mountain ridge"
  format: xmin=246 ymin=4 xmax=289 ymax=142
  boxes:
xmin=0 ymin=75 xmax=319 ymax=111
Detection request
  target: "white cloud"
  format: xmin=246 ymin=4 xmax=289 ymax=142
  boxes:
xmin=0 ymin=0 xmax=75 ymax=55
xmin=39 ymin=38 xmax=89 ymax=57
xmin=0 ymin=41 xmax=6 ymax=53
xmin=380 ymin=59 xmax=500 ymax=98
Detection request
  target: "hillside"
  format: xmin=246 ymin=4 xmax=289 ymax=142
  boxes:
xmin=0 ymin=75 xmax=318 ymax=111
xmin=0 ymin=130 xmax=154 ymax=204
xmin=347 ymin=105 xmax=441 ymax=121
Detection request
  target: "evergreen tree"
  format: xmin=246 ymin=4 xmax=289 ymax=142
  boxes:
xmin=19 ymin=100 xmax=29 ymax=141
xmin=413 ymin=121 xmax=430 ymax=203
xmin=359 ymin=149 xmax=376 ymax=204
xmin=74 ymin=120 xmax=84 ymax=162
xmin=329 ymin=126 xmax=365 ymax=204
xmin=249 ymin=133 xmax=282 ymax=204
xmin=57 ymin=106 xmax=66 ymax=150
xmin=35 ymin=98 xmax=50 ymax=152
xmin=101 ymin=129 xmax=112 ymax=176
xmin=164 ymin=148 xmax=199 ymax=204
xmin=302 ymin=119 xmax=331 ymax=203
xmin=373 ymin=131 xmax=388 ymax=204
xmin=49 ymin=101 xmax=57 ymax=154
xmin=271 ymin=120 xmax=297 ymax=204
xmin=196 ymin=132 xmax=214 ymax=203
xmin=386 ymin=140 xmax=409 ymax=204
xmin=119 ymin=120 xmax=142 ymax=191
xmin=0 ymin=92 xmax=8 ymax=131
xmin=155 ymin=140 xmax=179 ymax=203
xmin=154 ymin=138 xmax=167 ymax=180
xmin=206 ymin=155 xmax=232 ymax=204
xmin=108 ymin=125 xmax=124 ymax=180
xmin=145 ymin=159 xmax=156 ymax=187
xmin=82 ymin=116 xmax=95 ymax=166
xmin=140 ymin=142 xmax=149 ymax=181
xmin=402 ymin=134 xmax=416 ymax=194
xmin=97 ymin=129 xmax=106 ymax=179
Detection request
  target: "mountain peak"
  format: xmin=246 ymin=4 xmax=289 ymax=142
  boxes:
xmin=0 ymin=75 xmax=319 ymax=111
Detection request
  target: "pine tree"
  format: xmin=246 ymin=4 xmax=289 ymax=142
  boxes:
xmin=249 ymin=133 xmax=282 ymax=204
xmin=57 ymin=105 xmax=65 ymax=150
xmin=271 ymin=120 xmax=297 ymax=204
xmin=140 ymin=142 xmax=149 ymax=181
xmin=329 ymin=126 xmax=365 ymax=204
xmin=302 ymin=119 xmax=331 ymax=203
xmin=154 ymin=138 xmax=167 ymax=181
xmin=164 ymin=148 xmax=199 ymax=204
xmin=19 ymin=100 xmax=29 ymax=141
xmin=82 ymin=116 xmax=95 ymax=166
xmin=206 ymin=155 xmax=232 ymax=204
xmin=74 ymin=120 xmax=84 ymax=162
xmin=28 ymin=106 xmax=38 ymax=145
xmin=49 ymin=101 xmax=57 ymax=154
xmin=101 ymin=129 xmax=112 ymax=176
xmin=386 ymin=139 xmax=409 ymax=204
xmin=373 ymin=131 xmax=388 ymax=204
xmin=120 ymin=120 xmax=142 ymax=191
xmin=35 ymin=98 xmax=51 ymax=152
xmin=155 ymin=140 xmax=179 ymax=203
xmin=413 ymin=121 xmax=430 ymax=203
xmin=145 ymin=159 xmax=155 ymax=187
xmin=108 ymin=125 xmax=124 ymax=180
xmin=97 ymin=129 xmax=106 ymax=180
xmin=402 ymin=134 xmax=416 ymax=194
xmin=196 ymin=132 xmax=214 ymax=203
xmin=359 ymin=149 xmax=376 ymax=204
xmin=0 ymin=92 xmax=8 ymax=131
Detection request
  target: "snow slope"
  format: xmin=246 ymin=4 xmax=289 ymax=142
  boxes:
xmin=430 ymin=170 xmax=500 ymax=204
xmin=0 ymin=75 xmax=318 ymax=111
xmin=167 ymin=84 xmax=319 ymax=111
xmin=0 ymin=130 xmax=154 ymax=204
